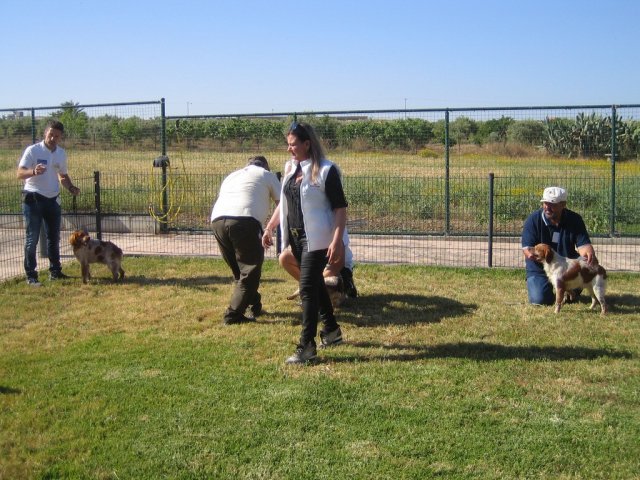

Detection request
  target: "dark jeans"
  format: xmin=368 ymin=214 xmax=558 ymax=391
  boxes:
xmin=212 ymin=217 xmax=263 ymax=321
xmin=22 ymin=192 xmax=62 ymax=280
xmin=289 ymin=230 xmax=338 ymax=346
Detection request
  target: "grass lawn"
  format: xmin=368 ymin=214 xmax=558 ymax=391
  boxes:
xmin=1 ymin=258 xmax=639 ymax=479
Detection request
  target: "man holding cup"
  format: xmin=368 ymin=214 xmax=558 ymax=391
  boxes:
xmin=17 ymin=120 xmax=80 ymax=286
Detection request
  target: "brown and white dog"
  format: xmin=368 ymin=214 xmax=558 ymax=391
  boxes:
xmin=324 ymin=275 xmax=346 ymax=308
xmin=531 ymin=243 xmax=607 ymax=315
xmin=286 ymin=276 xmax=346 ymax=308
xmin=69 ymin=229 xmax=125 ymax=284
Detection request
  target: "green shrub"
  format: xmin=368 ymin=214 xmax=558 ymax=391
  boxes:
xmin=507 ymin=120 xmax=546 ymax=146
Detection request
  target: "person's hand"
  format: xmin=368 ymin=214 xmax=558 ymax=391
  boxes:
xmin=583 ymin=250 xmax=597 ymax=266
xmin=262 ymin=230 xmax=273 ymax=249
xmin=578 ymin=245 xmax=597 ymax=266
xmin=69 ymin=185 xmax=80 ymax=196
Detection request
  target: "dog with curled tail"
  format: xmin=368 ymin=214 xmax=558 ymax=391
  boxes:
xmin=69 ymin=229 xmax=125 ymax=284
xmin=531 ymin=243 xmax=607 ymax=315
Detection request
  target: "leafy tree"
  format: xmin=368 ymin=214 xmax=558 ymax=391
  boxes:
xmin=431 ymin=119 xmax=454 ymax=146
xmin=111 ymin=117 xmax=143 ymax=146
xmin=55 ymin=100 xmax=89 ymax=140
xmin=475 ymin=116 xmax=514 ymax=144
xmin=507 ymin=120 xmax=545 ymax=146
xmin=449 ymin=116 xmax=477 ymax=144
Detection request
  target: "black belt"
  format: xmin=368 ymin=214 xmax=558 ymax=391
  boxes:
xmin=22 ymin=191 xmax=58 ymax=203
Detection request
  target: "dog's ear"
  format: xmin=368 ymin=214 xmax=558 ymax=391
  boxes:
xmin=532 ymin=244 xmax=543 ymax=262
xmin=69 ymin=231 xmax=81 ymax=246
xmin=544 ymin=246 xmax=553 ymax=263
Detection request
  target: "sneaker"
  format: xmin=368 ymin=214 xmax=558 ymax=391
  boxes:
xmin=49 ymin=272 xmax=70 ymax=281
xmin=320 ymin=327 xmax=343 ymax=348
xmin=223 ymin=314 xmax=256 ymax=325
xmin=27 ymin=278 xmax=42 ymax=287
xmin=285 ymin=342 xmax=317 ymax=364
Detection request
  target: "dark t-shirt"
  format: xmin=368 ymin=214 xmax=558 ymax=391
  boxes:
xmin=284 ymin=164 xmax=347 ymax=229
xmin=521 ymin=208 xmax=591 ymax=275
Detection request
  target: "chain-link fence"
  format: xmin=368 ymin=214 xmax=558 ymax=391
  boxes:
xmin=1 ymin=101 xmax=639 ymax=281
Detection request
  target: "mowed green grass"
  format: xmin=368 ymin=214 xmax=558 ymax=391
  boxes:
xmin=1 ymin=257 xmax=639 ymax=479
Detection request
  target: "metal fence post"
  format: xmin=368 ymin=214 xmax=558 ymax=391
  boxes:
xmin=444 ymin=109 xmax=450 ymax=235
xmin=610 ymin=105 xmax=617 ymax=236
xmin=161 ymin=98 xmax=167 ymax=157
xmin=488 ymin=173 xmax=494 ymax=267
xmin=160 ymin=98 xmax=168 ymax=232
xmin=276 ymin=171 xmax=282 ymax=255
xmin=30 ymin=108 xmax=36 ymax=144
xmin=94 ymin=171 xmax=102 ymax=240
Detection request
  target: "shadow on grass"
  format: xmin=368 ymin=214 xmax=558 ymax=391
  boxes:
xmin=0 ymin=386 xmax=21 ymax=395
xmin=258 ymin=312 xmax=301 ymax=325
xmin=337 ymin=341 xmax=633 ymax=363
xmin=565 ymin=293 xmax=640 ymax=314
xmin=260 ymin=294 xmax=475 ymax=327
xmin=107 ymin=275 xmax=286 ymax=289
xmin=599 ymin=293 xmax=640 ymax=314
xmin=338 ymin=293 xmax=477 ymax=326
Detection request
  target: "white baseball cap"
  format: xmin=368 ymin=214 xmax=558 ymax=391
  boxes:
xmin=541 ymin=186 xmax=567 ymax=204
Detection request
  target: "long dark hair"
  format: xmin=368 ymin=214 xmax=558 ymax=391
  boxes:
xmin=288 ymin=122 xmax=326 ymax=184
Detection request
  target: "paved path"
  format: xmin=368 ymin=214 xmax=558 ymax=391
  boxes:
xmin=2 ymin=229 xmax=638 ymax=282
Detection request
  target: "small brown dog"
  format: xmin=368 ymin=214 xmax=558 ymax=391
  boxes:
xmin=69 ymin=229 xmax=125 ymax=284
xmin=531 ymin=243 xmax=607 ymax=315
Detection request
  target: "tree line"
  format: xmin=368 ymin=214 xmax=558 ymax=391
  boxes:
xmin=1 ymin=102 xmax=639 ymax=158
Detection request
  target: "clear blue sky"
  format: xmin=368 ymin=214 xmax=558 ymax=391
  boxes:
xmin=3 ymin=0 xmax=639 ymax=115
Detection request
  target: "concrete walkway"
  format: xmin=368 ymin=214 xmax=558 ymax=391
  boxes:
xmin=2 ymin=229 xmax=638 ymax=282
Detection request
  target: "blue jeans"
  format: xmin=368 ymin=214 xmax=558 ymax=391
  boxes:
xmin=526 ymin=272 xmax=555 ymax=305
xmin=22 ymin=193 xmax=62 ymax=280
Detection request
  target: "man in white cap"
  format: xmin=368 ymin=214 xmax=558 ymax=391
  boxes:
xmin=521 ymin=186 xmax=597 ymax=305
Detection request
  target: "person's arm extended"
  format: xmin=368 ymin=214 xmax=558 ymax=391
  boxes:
xmin=59 ymin=173 xmax=80 ymax=195
xmin=327 ymin=207 xmax=346 ymax=265
xmin=262 ymin=204 xmax=280 ymax=248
